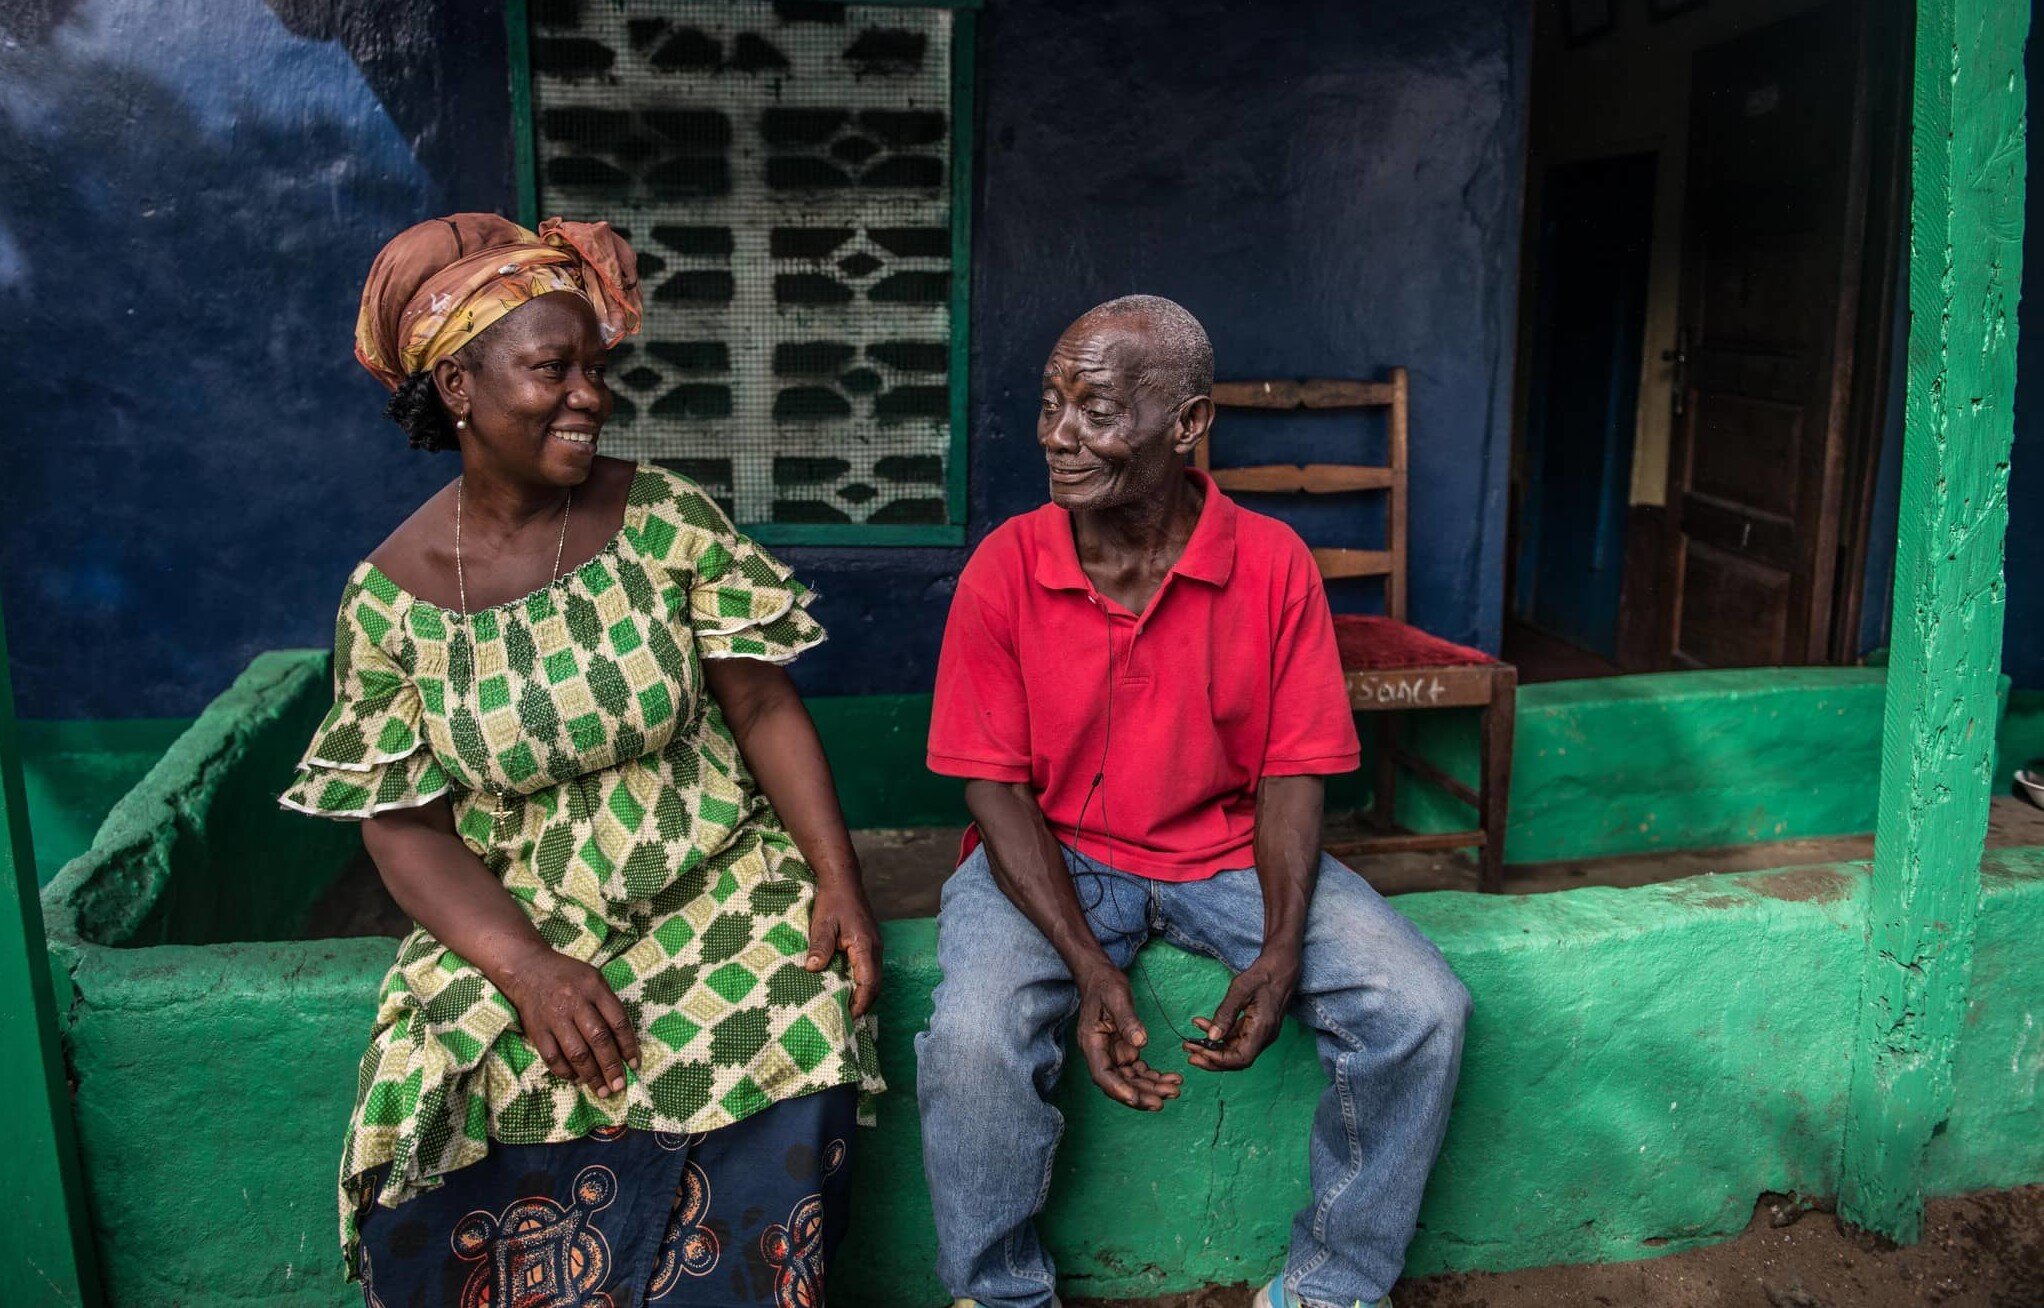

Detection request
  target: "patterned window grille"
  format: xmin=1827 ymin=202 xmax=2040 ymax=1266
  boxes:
xmin=515 ymin=0 xmax=975 ymax=544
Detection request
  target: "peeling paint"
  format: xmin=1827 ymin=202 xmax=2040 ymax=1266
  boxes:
xmin=1749 ymin=865 xmax=1856 ymax=905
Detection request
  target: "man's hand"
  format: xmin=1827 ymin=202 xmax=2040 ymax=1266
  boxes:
xmin=1076 ymin=965 xmax=1183 ymax=1110
xmin=805 ymin=878 xmax=884 ymax=1019
xmin=1185 ymin=948 xmax=1300 ymax=1072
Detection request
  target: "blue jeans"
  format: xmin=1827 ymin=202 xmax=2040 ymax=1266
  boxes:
xmin=915 ymin=846 xmax=1469 ymax=1308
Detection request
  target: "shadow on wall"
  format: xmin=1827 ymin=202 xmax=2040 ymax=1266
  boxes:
xmin=260 ymin=0 xmax=513 ymax=205
xmin=0 ymin=0 xmax=509 ymax=720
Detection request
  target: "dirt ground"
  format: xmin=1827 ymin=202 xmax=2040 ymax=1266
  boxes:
xmin=1070 ymin=1187 xmax=2044 ymax=1308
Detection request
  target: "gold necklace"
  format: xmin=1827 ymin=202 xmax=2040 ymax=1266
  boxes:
xmin=454 ymin=477 xmax=572 ymax=617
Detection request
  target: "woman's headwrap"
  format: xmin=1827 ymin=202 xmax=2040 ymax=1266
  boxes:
xmin=354 ymin=213 xmax=643 ymax=391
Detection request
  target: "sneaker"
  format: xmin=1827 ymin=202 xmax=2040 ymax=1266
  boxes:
xmin=1251 ymin=1278 xmax=1392 ymax=1308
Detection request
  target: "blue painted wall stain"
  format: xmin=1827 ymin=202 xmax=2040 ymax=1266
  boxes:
xmin=0 ymin=0 xmax=512 ymax=718
xmin=3 ymin=0 xmax=1527 ymax=718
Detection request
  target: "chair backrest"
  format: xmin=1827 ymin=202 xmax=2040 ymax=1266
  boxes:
xmin=1194 ymin=368 xmax=1410 ymax=623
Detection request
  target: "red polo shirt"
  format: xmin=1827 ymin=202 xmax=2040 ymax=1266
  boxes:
xmin=928 ymin=470 xmax=1361 ymax=881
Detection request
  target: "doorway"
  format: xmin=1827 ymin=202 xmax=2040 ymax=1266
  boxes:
xmin=1508 ymin=0 xmax=1909 ymax=680
xmin=1512 ymin=152 xmax=1657 ymax=668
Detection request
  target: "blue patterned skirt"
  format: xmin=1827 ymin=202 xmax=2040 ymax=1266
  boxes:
xmin=357 ymin=1086 xmax=856 ymax=1308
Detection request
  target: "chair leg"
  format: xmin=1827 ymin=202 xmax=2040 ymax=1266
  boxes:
xmin=1477 ymin=667 xmax=1517 ymax=893
xmin=1373 ymin=713 xmax=1399 ymax=832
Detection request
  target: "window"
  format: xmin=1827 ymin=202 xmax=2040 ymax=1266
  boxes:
xmin=512 ymin=0 xmax=976 ymax=545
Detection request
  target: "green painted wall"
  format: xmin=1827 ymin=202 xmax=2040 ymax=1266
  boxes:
xmin=1924 ymin=851 xmax=2044 ymax=1195
xmin=1390 ymin=669 xmax=2005 ymax=861
xmin=0 ymin=600 xmax=103 ymax=1305
xmin=820 ymin=669 xmax=2025 ymax=864
xmin=1994 ymin=687 xmax=2044 ymax=785
xmin=46 ymin=855 xmax=2044 ymax=1306
xmin=808 ymin=693 xmax=968 ymax=829
xmin=822 ymin=669 xmax=1936 ymax=862
xmin=18 ymin=718 xmax=188 ymax=887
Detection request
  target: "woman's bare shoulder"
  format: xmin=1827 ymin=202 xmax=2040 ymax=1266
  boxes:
xmin=364 ymin=480 xmax=460 ymax=601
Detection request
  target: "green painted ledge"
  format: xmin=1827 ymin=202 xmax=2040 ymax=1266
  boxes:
xmin=1391 ymin=668 xmax=2012 ymax=862
xmin=35 ymin=652 xmax=2044 ymax=1303
xmin=39 ymin=653 xmax=357 ymax=953
xmin=44 ymin=854 xmax=2044 ymax=1306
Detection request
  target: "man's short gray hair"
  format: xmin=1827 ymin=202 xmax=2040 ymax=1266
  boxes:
xmin=1083 ymin=294 xmax=1214 ymax=405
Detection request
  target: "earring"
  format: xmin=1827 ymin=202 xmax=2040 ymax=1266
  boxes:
xmin=455 ymin=414 xmax=468 ymax=430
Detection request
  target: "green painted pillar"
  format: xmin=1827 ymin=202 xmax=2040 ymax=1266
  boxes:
xmin=0 ymin=597 xmax=101 ymax=1305
xmin=1840 ymin=0 xmax=2030 ymax=1243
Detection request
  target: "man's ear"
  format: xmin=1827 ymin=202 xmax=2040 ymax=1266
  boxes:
xmin=1172 ymin=394 xmax=1215 ymax=457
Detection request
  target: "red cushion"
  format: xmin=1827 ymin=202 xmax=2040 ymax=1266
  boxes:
xmin=1332 ymin=614 xmax=1496 ymax=672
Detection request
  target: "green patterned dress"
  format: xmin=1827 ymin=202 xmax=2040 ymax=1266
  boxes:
xmin=281 ymin=464 xmax=882 ymax=1269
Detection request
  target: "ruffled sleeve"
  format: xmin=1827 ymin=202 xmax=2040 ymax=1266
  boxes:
xmin=280 ymin=568 xmax=455 ymax=820
xmin=629 ymin=467 xmax=828 ymax=664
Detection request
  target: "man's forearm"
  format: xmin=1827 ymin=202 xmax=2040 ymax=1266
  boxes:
xmin=965 ymin=779 xmax=1115 ymax=978
xmin=1251 ymin=774 xmax=1326 ymax=957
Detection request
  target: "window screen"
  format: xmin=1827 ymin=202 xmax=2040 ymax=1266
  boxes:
xmin=525 ymin=0 xmax=968 ymax=539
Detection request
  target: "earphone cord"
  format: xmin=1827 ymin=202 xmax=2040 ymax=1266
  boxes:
xmin=1067 ymin=595 xmax=1200 ymax=1048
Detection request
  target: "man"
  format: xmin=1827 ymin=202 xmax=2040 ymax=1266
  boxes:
xmin=917 ymin=296 xmax=1470 ymax=1308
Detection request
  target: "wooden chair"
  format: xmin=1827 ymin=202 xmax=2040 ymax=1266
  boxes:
xmin=1197 ymin=368 xmax=1518 ymax=892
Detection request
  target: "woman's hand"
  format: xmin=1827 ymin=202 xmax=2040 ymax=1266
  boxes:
xmin=366 ymin=804 xmax=639 ymax=1097
xmin=805 ymin=877 xmax=883 ymax=1019
xmin=498 ymin=944 xmax=642 ymax=1098
xmin=705 ymin=658 xmax=879 ymax=1019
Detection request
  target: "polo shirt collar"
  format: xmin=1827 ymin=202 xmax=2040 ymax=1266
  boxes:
xmin=1032 ymin=468 xmax=1238 ymax=593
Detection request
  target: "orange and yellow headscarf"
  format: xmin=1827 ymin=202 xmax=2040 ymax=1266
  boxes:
xmin=354 ymin=213 xmax=643 ymax=391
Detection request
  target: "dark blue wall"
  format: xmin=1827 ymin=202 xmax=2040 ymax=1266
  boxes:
xmin=2 ymin=0 xmax=1528 ymax=719
xmin=2002 ymin=11 xmax=2044 ymax=690
xmin=0 ymin=0 xmax=514 ymax=719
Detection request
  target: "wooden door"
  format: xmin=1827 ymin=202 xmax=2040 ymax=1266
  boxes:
xmin=1662 ymin=3 xmax=1875 ymax=669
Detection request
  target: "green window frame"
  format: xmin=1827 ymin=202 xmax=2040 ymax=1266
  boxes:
xmin=507 ymin=0 xmax=978 ymax=547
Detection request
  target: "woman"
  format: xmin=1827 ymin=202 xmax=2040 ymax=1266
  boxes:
xmin=283 ymin=213 xmax=884 ymax=1307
